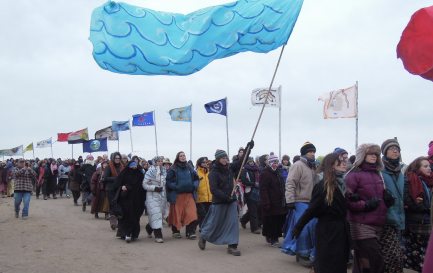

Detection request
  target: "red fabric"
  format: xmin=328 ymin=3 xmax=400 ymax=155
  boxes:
xmin=407 ymin=171 xmax=433 ymax=201
xmin=397 ymin=5 xmax=433 ymax=81
xmin=57 ymin=132 xmax=71 ymax=142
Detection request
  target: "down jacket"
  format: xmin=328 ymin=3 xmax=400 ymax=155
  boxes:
xmin=143 ymin=165 xmax=168 ymax=229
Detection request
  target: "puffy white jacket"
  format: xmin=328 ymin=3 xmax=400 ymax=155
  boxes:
xmin=143 ymin=165 xmax=168 ymax=229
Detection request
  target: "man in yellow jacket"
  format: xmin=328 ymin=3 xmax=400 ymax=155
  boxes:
xmin=196 ymin=157 xmax=212 ymax=229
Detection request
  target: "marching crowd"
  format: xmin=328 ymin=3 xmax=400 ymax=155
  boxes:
xmin=1 ymin=139 xmax=433 ymax=273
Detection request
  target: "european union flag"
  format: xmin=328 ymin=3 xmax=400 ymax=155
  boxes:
xmin=132 ymin=112 xmax=155 ymax=126
xmin=112 ymin=120 xmax=130 ymax=131
xmin=83 ymin=138 xmax=108 ymax=153
xmin=169 ymin=105 xmax=192 ymax=122
xmin=204 ymin=98 xmax=227 ymax=116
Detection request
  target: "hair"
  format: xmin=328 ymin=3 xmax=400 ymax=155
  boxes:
xmin=405 ymin=156 xmax=430 ymax=175
xmin=317 ymin=153 xmax=341 ymax=206
xmin=173 ymin=151 xmax=185 ymax=165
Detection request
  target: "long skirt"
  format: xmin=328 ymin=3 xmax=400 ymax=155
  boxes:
xmin=352 ymin=238 xmax=384 ymax=273
xmin=168 ymin=193 xmax=197 ymax=231
xmin=403 ymin=227 xmax=430 ymax=272
xmin=281 ymin=202 xmax=317 ymax=259
xmin=262 ymin=214 xmax=286 ymax=241
xmin=91 ymin=191 xmax=110 ymax=214
xmin=200 ymin=201 xmax=239 ymax=245
xmin=379 ymin=225 xmax=404 ymax=273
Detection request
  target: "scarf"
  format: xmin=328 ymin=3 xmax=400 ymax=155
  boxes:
xmin=382 ymin=156 xmax=401 ymax=174
xmin=300 ymin=156 xmax=316 ymax=169
xmin=109 ymin=161 xmax=124 ymax=177
xmin=50 ymin=163 xmax=58 ymax=175
xmin=407 ymin=171 xmax=433 ymax=201
xmin=335 ymin=171 xmax=346 ymax=194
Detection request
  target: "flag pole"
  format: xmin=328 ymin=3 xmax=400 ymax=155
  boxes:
xmin=71 ymin=144 xmax=74 ymax=159
xmin=153 ymin=111 xmax=159 ymax=156
xmin=190 ymin=105 xmax=193 ymax=161
xmin=355 ymin=81 xmax=359 ymax=150
xmin=278 ymin=86 xmax=282 ymax=159
xmin=225 ymin=97 xmax=230 ymax=159
xmin=32 ymin=143 xmax=35 ymax=160
xmin=129 ymin=120 xmax=134 ymax=153
xmin=50 ymin=139 xmax=53 ymax=158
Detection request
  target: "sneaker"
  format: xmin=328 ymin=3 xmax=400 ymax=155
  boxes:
xmin=125 ymin=236 xmax=132 ymax=243
xmin=186 ymin=233 xmax=197 ymax=240
xmin=155 ymin=238 xmax=164 ymax=243
xmin=227 ymin=247 xmax=241 ymax=256
xmin=172 ymin=233 xmax=182 ymax=239
xmin=198 ymin=238 xmax=206 ymax=250
xmin=66 ymin=195 xmax=71 ymax=198
xmin=270 ymin=241 xmax=280 ymax=248
xmin=252 ymin=229 xmax=261 ymax=234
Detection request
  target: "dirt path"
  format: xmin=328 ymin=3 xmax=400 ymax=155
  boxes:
xmin=0 ymin=197 xmax=416 ymax=273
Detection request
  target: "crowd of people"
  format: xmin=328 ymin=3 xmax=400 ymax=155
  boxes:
xmin=1 ymin=139 xmax=433 ymax=273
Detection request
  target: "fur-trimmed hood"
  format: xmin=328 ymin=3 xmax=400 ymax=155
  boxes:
xmin=349 ymin=143 xmax=383 ymax=172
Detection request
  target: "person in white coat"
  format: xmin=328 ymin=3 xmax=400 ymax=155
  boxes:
xmin=143 ymin=156 xmax=167 ymax=243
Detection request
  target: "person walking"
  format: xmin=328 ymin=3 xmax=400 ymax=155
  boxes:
xmin=103 ymin=152 xmax=125 ymax=230
xmin=35 ymin=160 xmax=45 ymax=199
xmin=195 ymin=157 xmax=212 ymax=230
xmin=79 ymin=155 xmax=96 ymax=212
xmin=143 ymin=156 xmax=167 ymax=243
xmin=58 ymin=160 xmax=70 ymax=198
xmin=292 ymin=153 xmax=350 ymax=273
xmin=13 ymin=159 xmax=37 ymax=219
xmin=43 ymin=159 xmax=58 ymax=200
xmin=69 ymin=160 xmax=82 ymax=206
xmin=240 ymin=156 xmax=261 ymax=234
xmin=90 ymin=161 xmax=109 ymax=219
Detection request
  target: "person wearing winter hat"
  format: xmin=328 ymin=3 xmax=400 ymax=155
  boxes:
xmin=379 ymin=138 xmax=405 ymax=273
xmin=280 ymin=155 xmax=291 ymax=183
xmin=79 ymin=155 xmax=96 ymax=212
xmin=240 ymin=156 xmax=261 ymax=234
xmin=333 ymin=147 xmax=349 ymax=163
xmin=260 ymin=154 xmax=288 ymax=247
xmin=281 ymin=142 xmax=318 ymax=265
xmin=345 ymin=143 xmax=387 ymax=273
xmin=199 ymin=149 xmax=242 ymax=256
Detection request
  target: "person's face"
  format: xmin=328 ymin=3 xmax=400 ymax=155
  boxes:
xmin=163 ymin=163 xmax=170 ymax=170
xmin=248 ymin=160 xmax=255 ymax=166
xmin=121 ymin=157 xmax=128 ymax=164
xmin=419 ymin=160 xmax=432 ymax=176
xmin=102 ymin=162 xmax=108 ymax=169
xmin=334 ymin=160 xmax=347 ymax=173
xmin=365 ymin=153 xmax=378 ymax=164
xmin=238 ymin=150 xmax=244 ymax=157
xmin=178 ymin=153 xmax=186 ymax=162
xmin=114 ymin=155 xmax=121 ymax=164
xmin=218 ymin=156 xmax=229 ymax=166
xmin=339 ymin=153 xmax=349 ymax=163
xmin=18 ymin=161 xmax=25 ymax=168
xmin=200 ymin=161 xmax=207 ymax=168
xmin=282 ymin=159 xmax=289 ymax=166
xmin=271 ymin=161 xmax=279 ymax=170
xmin=305 ymin=151 xmax=315 ymax=160
xmin=156 ymin=159 xmax=163 ymax=167
xmin=386 ymin=146 xmax=400 ymax=160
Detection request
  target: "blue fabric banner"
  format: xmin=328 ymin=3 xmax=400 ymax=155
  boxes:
xmin=204 ymin=98 xmax=227 ymax=116
xmin=169 ymin=105 xmax=191 ymax=122
xmin=83 ymin=138 xmax=108 ymax=153
xmin=132 ymin=112 xmax=155 ymax=126
xmin=112 ymin=120 xmax=130 ymax=131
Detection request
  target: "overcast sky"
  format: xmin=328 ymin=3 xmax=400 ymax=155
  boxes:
xmin=1 ymin=0 xmax=432 ymax=163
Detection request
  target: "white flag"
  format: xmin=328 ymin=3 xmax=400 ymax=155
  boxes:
xmin=36 ymin=137 xmax=52 ymax=148
xmin=251 ymin=86 xmax=281 ymax=107
xmin=319 ymin=85 xmax=358 ymax=119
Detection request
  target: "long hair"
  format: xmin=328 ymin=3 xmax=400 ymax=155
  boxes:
xmin=317 ymin=153 xmax=341 ymax=206
xmin=405 ymin=156 xmax=430 ymax=176
xmin=173 ymin=151 xmax=185 ymax=165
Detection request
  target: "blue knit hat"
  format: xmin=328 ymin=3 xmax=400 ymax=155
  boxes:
xmin=333 ymin=147 xmax=348 ymax=156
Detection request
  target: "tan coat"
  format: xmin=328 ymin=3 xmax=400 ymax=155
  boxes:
xmin=285 ymin=159 xmax=317 ymax=204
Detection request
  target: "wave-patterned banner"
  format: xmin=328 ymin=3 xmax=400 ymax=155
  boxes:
xmin=89 ymin=0 xmax=304 ymax=76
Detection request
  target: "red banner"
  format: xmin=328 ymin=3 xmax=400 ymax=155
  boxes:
xmin=57 ymin=132 xmax=71 ymax=142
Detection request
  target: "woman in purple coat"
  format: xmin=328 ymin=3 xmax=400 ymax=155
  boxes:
xmin=345 ymin=143 xmax=389 ymax=273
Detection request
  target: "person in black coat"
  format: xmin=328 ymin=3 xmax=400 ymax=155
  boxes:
xmin=240 ymin=157 xmax=261 ymax=234
xmin=260 ymin=154 xmax=288 ymax=246
xmin=117 ymin=161 xmax=145 ymax=243
xmin=79 ymin=155 xmax=96 ymax=212
xmin=292 ymin=153 xmax=350 ymax=273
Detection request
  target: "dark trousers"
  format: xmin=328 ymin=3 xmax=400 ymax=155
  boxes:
xmin=71 ymin=190 xmax=80 ymax=204
xmin=240 ymin=197 xmax=259 ymax=231
xmin=146 ymin=223 xmax=163 ymax=239
xmin=36 ymin=184 xmax=43 ymax=198
xmin=172 ymin=222 xmax=197 ymax=235
xmin=352 ymin=238 xmax=385 ymax=273
xmin=196 ymin=202 xmax=211 ymax=229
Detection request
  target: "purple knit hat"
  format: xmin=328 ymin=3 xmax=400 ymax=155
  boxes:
xmin=428 ymin=141 xmax=433 ymax=157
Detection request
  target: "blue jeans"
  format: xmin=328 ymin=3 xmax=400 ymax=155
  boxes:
xmin=14 ymin=191 xmax=31 ymax=217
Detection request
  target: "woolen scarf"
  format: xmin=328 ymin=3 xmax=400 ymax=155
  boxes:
xmin=300 ymin=156 xmax=316 ymax=169
xmin=382 ymin=156 xmax=402 ymax=174
xmin=407 ymin=171 xmax=433 ymax=201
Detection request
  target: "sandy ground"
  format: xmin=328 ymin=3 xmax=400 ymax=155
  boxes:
xmin=0 ymin=196 xmax=417 ymax=273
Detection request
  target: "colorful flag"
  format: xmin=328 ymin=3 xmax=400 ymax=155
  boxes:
xmin=318 ymin=85 xmax=358 ymax=119
xmin=169 ymin=105 xmax=192 ymax=122
xmin=251 ymin=86 xmax=281 ymax=107
xmin=204 ymin=98 xmax=227 ymax=116
xmin=83 ymin=138 xmax=108 ymax=153
xmin=95 ymin=126 xmax=119 ymax=140
xmin=0 ymin=145 xmax=24 ymax=156
xmin=57 ymin=132 xmax=72 ymax=142
xmin=90 ymin=0 xmax=304 ymax=76
xmin=68 ymin=128 xmax=89 ymax=144
xmin=112 ymin=121 xmax=130 ymax=131
xmin=24 ymin=143 xmax=33 ymax=152
xmin=132 ymin=112 xmax=155 ymax=126
xmin=36 ymin=138 xmax=52 ymax=148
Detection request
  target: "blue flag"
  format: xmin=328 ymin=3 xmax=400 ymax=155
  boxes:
xmin=204 ymin=98 xmax=227 ymax=116
xmin=83 ymin=138 xmax=108 ymax=153
xmin=132 ymin=112 xmax=155 ymax=126
xmin=112 ymin=120 xmax=130 ymax=131
xmin=90 ymin=0 xmax=304 ymax=76
xmin=169 ymin=105 xmax=192 ymax=122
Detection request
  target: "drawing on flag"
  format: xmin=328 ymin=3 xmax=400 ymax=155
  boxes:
xmin=132 ymin=112 xmax=155 ymax=126
xmin=95 ymin=126 xmax=119 ymax=140
xmin=169 ymin=105 xmax=192 ymax=122
xmin=251 ymin=87 xmax=281 ymax=107
xmin=318 ymin=85 xmax=358 ymax=119
xmin=112 ymin=121 xmax=130 ymax=131
xmin=68 ymin=128 xmax=89 ymax=144
xmin=0 ymin=145 xmax=24 ymax=156
xmin=83 ymin=138 xmax=108 ymax=153
xmin=204 ymin=98 xmax=227 ymax=116
xmin=36 ymin=138 xmax=52 ymax=148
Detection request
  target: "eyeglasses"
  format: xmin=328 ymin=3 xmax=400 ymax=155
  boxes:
xmin=388 ymin=147 xmax=400 ymax=152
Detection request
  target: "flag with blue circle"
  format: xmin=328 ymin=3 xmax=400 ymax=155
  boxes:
xmin=112 ymin=120 xmax=130 ymax=131
xmin=132 ymin=112 xmax=155 ymax=126
xmin=204 ymin=98 xmax=227 ymax=116
xmin=83 ymin=138 xmax=108 ymax=153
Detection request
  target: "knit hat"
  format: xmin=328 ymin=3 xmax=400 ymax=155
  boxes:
xmin=128 ymin=161 xmax=137 ymax=168
xmin=268 ymin=154 xmax=279 ymax=165
xmin=86 ymin=155 xmax=94 ymax=161
xmin=428 ymin=141 xmax=433 ymax=157
xmin=333 ymin=147 xmax=348 ymax=156
xmin=282 ymin=155 xmax=290 ymax=162
xmin=215 ymin=149 xmax=228 ymax=160
xmin=381 ymin=138 xmax=400 ymax=155
xmin=300 ymin=142 xmax=316 ymax=156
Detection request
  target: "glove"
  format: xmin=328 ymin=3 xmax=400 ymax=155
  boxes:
xmin=154 ymin=187 xmax=163 ymax=192
xmin=383 ymin=190 xmax=395 ymax=208
xmin=228 ymin=194 xmax=237 ymax=203
xmin=364 ymin=197 xmax=380 ymax=212
xmin=246 ymin=140 xmax=255 ymax=150
xmin=286 ymin=203 xmax=296 ymax=210
xmin=348 ymin=193 xmax=361 ymax=202
xmin=291 ymin=226 xmax=301 ymax=239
